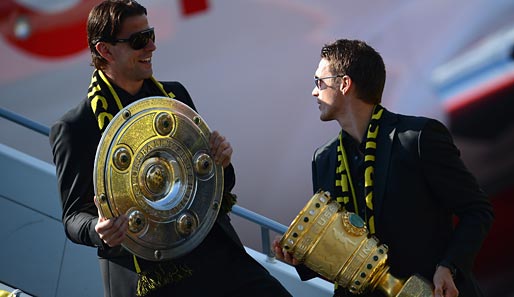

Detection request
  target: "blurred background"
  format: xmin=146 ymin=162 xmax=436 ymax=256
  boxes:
xmin=1 ymin=0 xmax=513 ymax=296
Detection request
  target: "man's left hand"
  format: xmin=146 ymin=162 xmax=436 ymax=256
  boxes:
xmin=433 ymin=265 xmax=459 ymax=297
xmin=210 ymin=130 xmax=232 ymax=168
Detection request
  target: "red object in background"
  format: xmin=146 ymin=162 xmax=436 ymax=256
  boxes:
xmin=445 ymin=75 xmax=514 ymax=295
xmin=0 ymin=0 xmax=100 ymax=58
xmin=474 ymin=187 xmax=514 ymax=275
xmin=445 ymin=72 xmax=514 ymax=140
xmin=181 ymin=0 xmax=209 ymax=17
xmin=0 ymin=0 xmax=210 ymax=59
xmin=473 ymin=187 xmax=514 ymax=296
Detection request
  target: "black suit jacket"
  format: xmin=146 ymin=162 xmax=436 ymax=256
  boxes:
xmin=301 ymin=108 xmax=493 ymax=296
xmin=50 ymin=80 xmax=243 ymax=261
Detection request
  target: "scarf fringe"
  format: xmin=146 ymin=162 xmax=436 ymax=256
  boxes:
xmin=221 ymin=192 xmax=237 ymax=214
xmin=136 ymin=262 xmax=193 ymax=296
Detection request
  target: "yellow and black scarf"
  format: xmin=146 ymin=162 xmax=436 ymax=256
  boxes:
xmin=88 ymin=69 xmax=175 ymax=133
xmin=335 ymin=105 xmax=384 ymax=235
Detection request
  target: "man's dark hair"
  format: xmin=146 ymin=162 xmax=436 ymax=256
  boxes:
xmin=321 ymin=39 xmax=386 ymax=104
xmin=87 ymin=0 xmax=147 ymax=69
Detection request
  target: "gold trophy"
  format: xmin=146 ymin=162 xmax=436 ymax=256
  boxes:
xmin=94 ymin=97 xmax=224 ymax=261
xmin=280 ymin=191 xmax=433 ymax=296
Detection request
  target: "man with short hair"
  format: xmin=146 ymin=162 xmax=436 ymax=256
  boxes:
xmin=50 ymin=1 xmax=292 ymax=296
xmin=274 ymin=39 xmax=494 ymax=297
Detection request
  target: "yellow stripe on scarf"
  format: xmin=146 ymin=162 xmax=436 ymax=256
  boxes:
xmin=335 ymin=105 xmax=383 ymax=235
xmin=97 ymin=70 xmax=123 ymax=111
xmin=88 ymin=70 xmax=174 ymax=132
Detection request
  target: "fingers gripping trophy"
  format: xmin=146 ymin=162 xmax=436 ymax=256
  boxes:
xmin=280 ymin=191 xmax=433 ymax=297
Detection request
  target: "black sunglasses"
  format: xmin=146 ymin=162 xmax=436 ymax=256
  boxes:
xmin=111 ymin=27 xmax=155 ymax=50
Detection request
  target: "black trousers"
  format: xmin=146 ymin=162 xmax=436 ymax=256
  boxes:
xmin=99 ymin=224 xmax=292 ymax=297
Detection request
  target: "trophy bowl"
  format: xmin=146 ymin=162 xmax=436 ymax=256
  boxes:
xmin=280 ymin=190 xmax=433 ymax=296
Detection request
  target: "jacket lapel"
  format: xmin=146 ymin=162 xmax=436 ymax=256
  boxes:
xmin=314 ymin=136 xmax=339 ymax=196
xmin=373 ymin=108 xmax=397 ymax=220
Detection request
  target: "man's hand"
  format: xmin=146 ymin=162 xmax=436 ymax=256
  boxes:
xmin=272 ymin=236 xmax=300 ymax=266
xmin=210 ymin=130 xmax=233 ymax=168
xmin=433 ymin=265 xmax=459 ymax=297
xmin=94 ymin=196 xmax=128 ymax=247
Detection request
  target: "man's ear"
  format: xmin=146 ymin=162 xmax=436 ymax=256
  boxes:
xmin=340 ymin=75 xmax=351 ymax=95
xmin=95 ymin=42 xmax=113 ymax=62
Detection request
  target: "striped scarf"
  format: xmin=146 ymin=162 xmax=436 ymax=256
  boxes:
xmin=88 ymin=69 xmax=175 ymax=132
xmin=334 ymin=105 xmax=384 ymax=235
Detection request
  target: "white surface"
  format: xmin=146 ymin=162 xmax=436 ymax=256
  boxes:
xmin=245 ymin=247 xmax=334 ymax=297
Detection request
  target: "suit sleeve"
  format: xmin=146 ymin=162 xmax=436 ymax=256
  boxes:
xmin=49 ymin=119 xmax=104 ymax=248
xmin=419 ymin=119 xmax=494 ymax=273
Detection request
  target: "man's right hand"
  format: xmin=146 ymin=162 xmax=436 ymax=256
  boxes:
xmin=94 ymin=196 xmax=129 ymax=247
xmin=272 ymin=236 xmax=300 ymax=266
